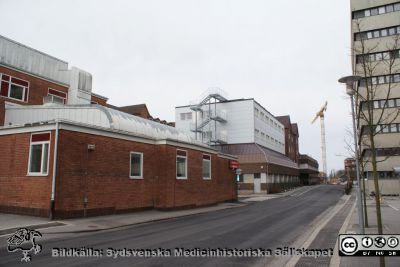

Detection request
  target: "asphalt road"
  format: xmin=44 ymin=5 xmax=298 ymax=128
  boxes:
xmin=0 ymin=185 xmax=344 ymax=267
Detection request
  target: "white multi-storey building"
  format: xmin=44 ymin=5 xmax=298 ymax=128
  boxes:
xmin=175 ymin=92 xmax=285 ymax=154
xmin=351 ymin=0 xmax=400 ymax=195
xmin=175 ymin=90 xmax=298 ymax=194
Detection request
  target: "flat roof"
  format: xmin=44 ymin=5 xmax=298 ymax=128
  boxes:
xmin=175 ymin=98 xmax=254 ymax=108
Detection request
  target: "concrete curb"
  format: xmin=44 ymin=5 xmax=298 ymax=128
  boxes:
xmin=0 ymin=222 xmax=66 ymax=236
xmin=284 ymin=193 xmax=352 ymax=267
xmin=0 ymin=203 xmax=247 ymax=236
xmin=329 ymin=199 xmax=356 ymax=267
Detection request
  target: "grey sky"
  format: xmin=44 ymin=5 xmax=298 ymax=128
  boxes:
xmin=0 ymin=0 xmax=353 ymax=173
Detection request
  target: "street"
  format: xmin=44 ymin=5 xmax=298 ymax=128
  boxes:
xmin=1 ymin=185 xmax=345 ymax=267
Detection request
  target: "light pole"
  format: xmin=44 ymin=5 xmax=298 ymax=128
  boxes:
xmin=339 ymin=75 xmax=365 ymax=234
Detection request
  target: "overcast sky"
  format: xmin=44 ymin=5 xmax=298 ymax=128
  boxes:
xmin=0 ymin=0 xmax=353 ymax=173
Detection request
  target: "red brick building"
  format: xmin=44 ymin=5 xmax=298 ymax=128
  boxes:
xmin=115 ymin=104 xmax=175 ymax=126
xmin=215 ymin=143 xmax=300 ymax=193
xmin=344 ymin=158 xmax=356 ymax=182
xmin=0 ymin=35 xmax=237 ymax=218
xmin=276 ymin=116 xmax=299 ymax=163
xmin=298 ymin=154 xmax=320 ymax=185
xmin=0 ymin=101 xmax=237 ymax=220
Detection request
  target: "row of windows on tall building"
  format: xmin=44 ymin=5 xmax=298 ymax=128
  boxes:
xmin=362 ymin=123 xmax=400 ymax=135
xmin=254 ymin=129 xmax=284 ymax=148
xmin=363 ymin=147 xmax=400 ymax=157
xmin=356 ymin=49 xmax=400 ymax=64
xmin=254 ymin=107 xmax=283 ymax=132
xmin=359 ymin=73 xmax=400 ymax=86
xmin=354 ymin=25 xmax=400 ymax=41
xmin=361 ymin=98 xmax=400 ymax=110
xmin=353 ymin=2 xmax=400 ymax=19
xmin=364 ymin=171 xmax=400 ymax=179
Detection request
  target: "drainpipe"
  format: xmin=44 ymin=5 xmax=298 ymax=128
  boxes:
xmin=50 ymin=121 xmax=59 ymax=220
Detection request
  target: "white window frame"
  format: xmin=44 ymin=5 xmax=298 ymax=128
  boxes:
xmin=202 ymin=154 xmax=212 ymax=180
xmin=7 ymin=77 xmax=29 ymax=102
xmin=176 ymin=149 xmax=188 ymax=180
xmin=129 ymin=152 xmax=143 ymax=179
xmin=27 ymin=133 xmax=51 ymax=176
xmin=47 ymin=88 xmax=67 ymax=104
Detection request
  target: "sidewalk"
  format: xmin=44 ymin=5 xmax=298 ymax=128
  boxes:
xmin=0 ymin=186 xmax=312 ymax=236
xmin=338 ymin=195 xmax=400 ymax=267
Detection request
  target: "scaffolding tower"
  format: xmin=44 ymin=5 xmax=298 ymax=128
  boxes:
xmin=190 ymin=88 xmax=228 ymax=145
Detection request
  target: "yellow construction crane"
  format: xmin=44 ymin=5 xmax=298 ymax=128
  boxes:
xmin=311 ymin=101 xmax=328 ymax=180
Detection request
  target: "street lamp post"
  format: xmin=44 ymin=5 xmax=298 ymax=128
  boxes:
xmin=339 ymin=75 xmax=365 ymax=234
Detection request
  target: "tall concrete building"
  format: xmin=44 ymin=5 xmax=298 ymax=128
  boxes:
xmin=175 ymin=90 xmax=286 ymax=154
xmin=351 ymin=0 xmax=400 ymax=195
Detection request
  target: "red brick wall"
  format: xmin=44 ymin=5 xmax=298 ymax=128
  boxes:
xmin=54 ymin=130 xmax=158 ymax=218
xmin=157 ymin=145 xmax=237 ymax=210
xmin=0 ymin=128 xmax=236 ymax=218
xmin=91 ymin=95 xmax=107 ymax=106
xmin=53 ymin=131 xmax=237 ymax=218
xmin=0 ymin=131 xmax=54 ymax=216
xmin=283 ymin=128 xmax=298 ymax=163
xmin=0 ymin=98 xmax=4 ymax=126
xmin=0 ymin=66 xmax=68 ymax=105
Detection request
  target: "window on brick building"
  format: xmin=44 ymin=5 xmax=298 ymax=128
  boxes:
xmin=130 ymin=152 xmax=143 ymax=178
xmin=202 ymin=154 xmax=211 ymax=180
xmin=176 ymin=150 xmax=187 ymax=179
xmin=28 ymin=133 xmax=50 ymax=176
xmin=47 ymin=88 xmax=67 ymax=104
xmin=0 ymin=74 xmax=29 ymax=102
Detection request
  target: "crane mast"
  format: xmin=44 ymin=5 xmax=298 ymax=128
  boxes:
xmin=311 ymin=101 xmax=328 ymax=181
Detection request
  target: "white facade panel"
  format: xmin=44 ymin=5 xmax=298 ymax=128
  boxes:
xmin=217 ymin=100 xmax=254 ymax=144
xmin=0 ymin=35 xmax=69 ymax=85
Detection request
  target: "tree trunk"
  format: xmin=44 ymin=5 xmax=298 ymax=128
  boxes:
xmin=369 ymin=133 xmax=385 ymax=267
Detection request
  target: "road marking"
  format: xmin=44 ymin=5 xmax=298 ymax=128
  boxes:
xmin=330 ymin=200 xmax=356 ymax=267
xmin=284 ymin=194 xmax=352 ymax=267
xmin=388 ymin=204 xmax=399 ymax=211
xmin=290 ymin=185 xmax=320 ymax=197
